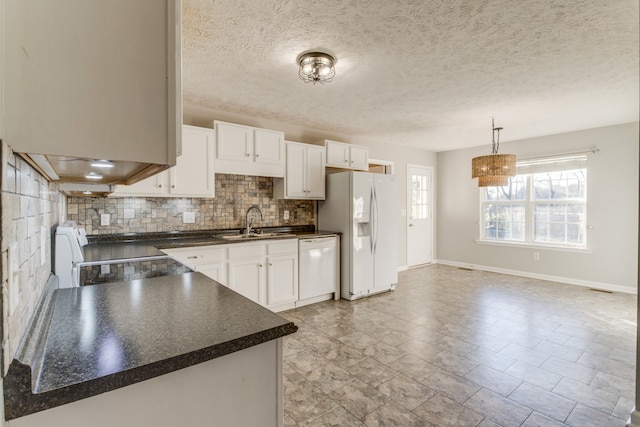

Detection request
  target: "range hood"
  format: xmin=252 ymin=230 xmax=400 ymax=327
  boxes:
xmin=24 ymin=154 xmax=170 ymax=197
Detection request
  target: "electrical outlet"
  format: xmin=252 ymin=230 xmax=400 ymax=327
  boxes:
xmin=183 ymin=212 xmax=196 ymax=223
xmin=283 ymin=210 xmax=290 ymax=220
xmin=533 ymin=252 xmax=540 ymax=261
xmin=101 ymin=213 xmax=110 ymax=226
xmin=101 ymin=264 xmax=110 ymax=275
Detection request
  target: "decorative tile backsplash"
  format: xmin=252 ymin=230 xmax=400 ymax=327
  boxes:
xmin=67 ymin=174 xmax=315 ymax=235
xmin=1 ymin=142 xmax=65 ymax=373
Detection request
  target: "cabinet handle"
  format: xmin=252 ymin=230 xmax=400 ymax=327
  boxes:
xmin=158 ymin=184 xmax=162 ymax=188
xmin=256 ymin=154 xmax=260 ymax=158
xmin=187 ymin=255 xmax=203 ymax=259
xmin=269 ymin=263 xmax=273 ymax=266
xmin=245 ymin=153 xmax=251 ymax=157
xmin=172 ymin=185 xmax=175 ymax=188
xmin=259 ymin=264 xmax=263 ymax=267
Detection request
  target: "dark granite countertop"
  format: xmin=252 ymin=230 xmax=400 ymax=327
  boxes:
xmin=3 ymin=273 xmax=297 ymax=420
xmin=81 ymin=226 xmax=339 ymax=264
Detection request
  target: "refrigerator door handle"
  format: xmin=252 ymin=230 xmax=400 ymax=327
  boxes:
xmin=369 ymin=186 xmax=375 ymax=252
xmin=372 ymin=184 xmax=378 ymax=254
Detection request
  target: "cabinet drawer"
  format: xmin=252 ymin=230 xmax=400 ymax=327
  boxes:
xmin=162 ymin=246 xmax=225 ymax=267
xmin=227 ymin=243 xmax=264 ymax=260
xmin=267 ymin=240 xmax=298 ymax=256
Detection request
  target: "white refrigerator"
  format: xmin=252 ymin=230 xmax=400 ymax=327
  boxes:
xmin=318 ymin=172 xmax=398 ymax=300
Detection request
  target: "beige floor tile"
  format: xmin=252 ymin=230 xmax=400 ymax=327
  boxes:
xmin=306 ymin=405 xmax=366 ymax=427
xmin=540 ymin=356 xmax=597 ymax=384
xmin=509 ymin=382 xmax=576 ymax=422
xmin=464 ymin=365 xmax=522 ymax=396
xmin=281 ymin=265 xmax=636 ymax=427
xmin=376 ymin=374 xmax=437 ymax=410
xmin=464 ymin=388 xmax=532 ymax=427
xmin=565 ymin=404 xmax=627 ymax=427
xmin=420 ymin=370 xmax=482 ymax=404
xmin=328 ymin=379 xmax=389 ymax=419
xmin=552 ymin=377 xmax=619 ymax=414
xmin=413 ymin=394 xmax=484 ymax=427
xmin=362 ymin=401 xmax=433 ymax=427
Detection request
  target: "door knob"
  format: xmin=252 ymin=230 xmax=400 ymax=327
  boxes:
xmin=409 ymin=224 xmax=414 ymax=227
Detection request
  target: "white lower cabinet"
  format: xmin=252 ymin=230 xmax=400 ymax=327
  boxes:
xmin=160 ymin=246 xmax=226 ymax=284
xmin=227 ymin=244 xmax=265 ymax=304
xmin=162 ymin=239 xmax=298 ymax=311
xmin=266 ymin=242 xmax=299 ymax=309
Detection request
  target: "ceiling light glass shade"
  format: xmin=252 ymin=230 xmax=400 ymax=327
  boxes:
xmin=298 ymin=52 xmax=336 ymax=84
xmin=472 ymin=119 xmax=516 ymax=187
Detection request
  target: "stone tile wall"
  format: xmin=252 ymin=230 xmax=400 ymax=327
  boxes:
xmin=67 ymin=174 xmax=315 ymax=235
xmin=0 ymin=142 xmax=65 ymax=373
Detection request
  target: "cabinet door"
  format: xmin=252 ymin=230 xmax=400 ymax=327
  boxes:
xmin=198 ymin=263 xmax=226 ymax=285
xmin=111 ymin=172 xmax=168 ymax=196
xmin=266 ymin=255 xmax=298 ymax=307
xmin=349 ymin=145 xmax=369 ymax=170
xmin=169 ymin=126 xmax=215 ymax=197
xmin=254 ymin=129 xmax=284 ymax=165
xmin=3 ymin=1 xmax=180 ymax=166
xmin=325 ymin=140 xmax=350 ymax=168
xmin=216 ymin=122 xmax=253 ymax=162
xmin=228 ymin=259 xmax=264 ymax=304
xmin=305 ymin=145 xmax=326 ymax=199
xmin=285 ymin=143 xmax=307 ymax=198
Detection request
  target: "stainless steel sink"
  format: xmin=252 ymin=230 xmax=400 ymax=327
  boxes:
xmin=215 ymin=233 xmax=296 ymax=240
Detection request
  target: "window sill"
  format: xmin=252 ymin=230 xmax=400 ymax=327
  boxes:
xmin=475 ymin=239 xmax=592 ymax=254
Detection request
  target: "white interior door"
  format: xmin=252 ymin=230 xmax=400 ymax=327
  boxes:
xmin=407 ymin=165 xmax=433 ymax=266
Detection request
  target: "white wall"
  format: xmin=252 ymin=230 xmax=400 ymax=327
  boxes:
xmin=183 ymin=104 xmax=437 ymax=268
xmin=436 ymin=122 xmax=639 ymax=292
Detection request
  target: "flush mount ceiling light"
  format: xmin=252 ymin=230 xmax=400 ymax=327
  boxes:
xmin=472 ymin=119 xmax=516 ymax=187
xmin=297 ymin=52 xmax=336 ymax=84
xmin=84 ymin=172 xmax=103 ymax=180
xmin=90 ymin=160 xmax=115 ymax=168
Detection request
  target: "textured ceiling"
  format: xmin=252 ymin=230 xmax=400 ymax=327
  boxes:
xmin=182 ymin=0 xmax=639 ymax=152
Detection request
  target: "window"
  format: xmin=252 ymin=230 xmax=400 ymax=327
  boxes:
xmin=480 ymin=155 xmax=587 ymax=248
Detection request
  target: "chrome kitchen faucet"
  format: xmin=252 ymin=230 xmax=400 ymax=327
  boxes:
xmin=245 ymin=205 xmax=264 ymax=236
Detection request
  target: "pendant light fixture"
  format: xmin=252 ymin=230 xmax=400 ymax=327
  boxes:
xmin=297 ymin=51 xmax=336 ymax=84
xmin=472 ymin=119 xmax=516 ymax=187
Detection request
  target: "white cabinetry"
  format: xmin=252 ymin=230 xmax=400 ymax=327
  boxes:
xmin=160 ymin=246 xmax=226 ymax=284
xmin=227 ymin=244 xmax=264 ymax=304
xmin=274 ymin=141 xmax=325 ymax=200
xmin=214 ymin=121 xmax=285 ymax=177
xmin=265 ymin=241 xmax=299 ymax=309
xmin=325 ymin=140 xmax=369 ymax=171
xmin=162 ymin=239 xmax=299 ymax=311
xmin=111 ymin=125 xmax=215 ymax=198
xmin=2 ymin=0 xmax=181 ymax=171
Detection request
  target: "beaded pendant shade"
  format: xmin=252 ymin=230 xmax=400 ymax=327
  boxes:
xmin=472 ymin=119 xmax=516 ymax=187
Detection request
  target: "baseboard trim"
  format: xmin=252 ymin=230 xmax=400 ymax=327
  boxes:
xmin=435 ymin=259 xmax=637 ymax=295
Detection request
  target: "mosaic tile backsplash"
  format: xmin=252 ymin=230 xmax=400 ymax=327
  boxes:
xmin=67 ymin=174 xmax=315 ymax=235
xmin=1 ymin=142 xmax=65 ymax=373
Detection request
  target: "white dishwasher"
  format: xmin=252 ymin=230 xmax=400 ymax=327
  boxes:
xmin=298 ymin=236 xmax=338 ymax=304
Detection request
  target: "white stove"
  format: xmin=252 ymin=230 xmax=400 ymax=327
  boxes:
xmin=54 ymin=221 xmax=88 ymax=288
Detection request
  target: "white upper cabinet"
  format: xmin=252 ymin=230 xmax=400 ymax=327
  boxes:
xmin=2 ymin=0 xmax=182 ymax=170
xmin=325 ymin=140 xmax=369 ymax=171
xmin=111 ymin=125 xmax=215 ymax=198
xmin=275 ymin=141 xmax=325 ymax=200
xmin=214 ymin=121 xmax=285 ymax=177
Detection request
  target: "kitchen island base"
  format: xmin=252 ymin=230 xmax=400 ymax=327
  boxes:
xmin=9 ymin=339 xmax=284 ymax=427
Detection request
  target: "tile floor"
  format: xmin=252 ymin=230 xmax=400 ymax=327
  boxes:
xmin=280 ymin=264 xmax=636 ymax=427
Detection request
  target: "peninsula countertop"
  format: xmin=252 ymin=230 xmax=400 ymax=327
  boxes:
xmin=3 ymin=273 xmax=298 ymax=420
